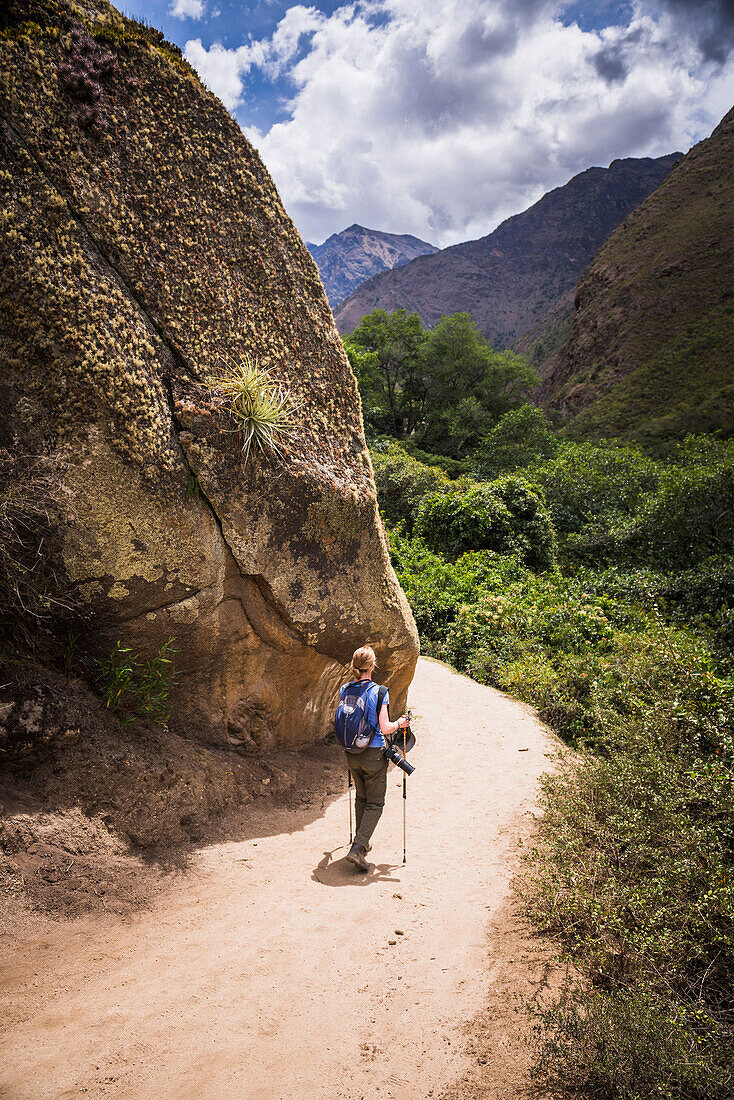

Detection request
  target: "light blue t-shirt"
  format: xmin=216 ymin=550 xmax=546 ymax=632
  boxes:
xmin=339 ymin=680 xmax=389 ymax=748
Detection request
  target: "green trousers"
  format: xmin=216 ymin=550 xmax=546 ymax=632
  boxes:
xmin=346 ymin=747 xmax=388 ymax=849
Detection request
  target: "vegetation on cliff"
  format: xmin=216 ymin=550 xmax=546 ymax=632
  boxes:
xmin=0 ymin=0 xmax=418 ymax=753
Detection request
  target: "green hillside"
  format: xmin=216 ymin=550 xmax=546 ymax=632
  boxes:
xmin=541 ymin=106 xmax=734 ymax=449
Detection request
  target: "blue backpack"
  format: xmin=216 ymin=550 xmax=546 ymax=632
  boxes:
xmin=335 ymin=681 xmax=387 ymax=753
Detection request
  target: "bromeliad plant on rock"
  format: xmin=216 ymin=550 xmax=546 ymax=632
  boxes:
xmin=207 ymin=353 xmax=300 ymax=462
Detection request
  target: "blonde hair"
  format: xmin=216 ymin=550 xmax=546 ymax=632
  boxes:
xmin=350 ymin=645 xmax=376 ymax=681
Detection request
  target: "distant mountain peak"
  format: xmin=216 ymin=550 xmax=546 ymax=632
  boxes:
xmin=308 ymin=225 xmax=438 ymax=307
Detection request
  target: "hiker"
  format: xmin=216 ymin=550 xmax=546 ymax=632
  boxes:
xmin=337 ymin=645 xmax=409 ymax=872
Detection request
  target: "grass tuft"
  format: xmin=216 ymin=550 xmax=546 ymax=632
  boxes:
xmin=98 ymin=637 xmax=178 ymax=727
xmin=208 ymin=353 xmax=300 ymax=461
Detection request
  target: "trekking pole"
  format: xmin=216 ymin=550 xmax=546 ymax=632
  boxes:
xmin=402 ymin=724 xmax=407 ymax=864
xmin=348 ymin=769 xmax=354 ymax=844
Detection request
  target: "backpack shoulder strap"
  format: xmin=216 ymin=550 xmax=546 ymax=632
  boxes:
xmin=375 ymin=684 xmax=389 ymax=733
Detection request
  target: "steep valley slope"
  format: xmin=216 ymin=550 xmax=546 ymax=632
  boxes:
xmin=539 ymin=105 xmax=734 ymax=447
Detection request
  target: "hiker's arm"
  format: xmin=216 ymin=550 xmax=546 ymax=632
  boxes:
xmin=379 ymin=704 xmax=408 ymax=738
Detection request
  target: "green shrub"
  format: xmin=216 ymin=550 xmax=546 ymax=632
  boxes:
xmin=531 ymin=440 xmax=661 ymax=537
xmin=524 ymin=726 xmax=734 ymax=1099
xmin=474 ymin=403 xmax=559 ymax=480
xmin=527 ymin=735 xmax=734 ymax=974
xmin=98 ymin=637 xmax=178 ymax=726
xmin=533 ymin=986 xmax=734 ymax=1099
xmin=371 ymin=441 xmax=451 ymax=531
xmin=414 ymin=476 xmax=557 ymax=571
xmin=622 ymin=442 xmax=734 ymax=570
xmin=526 ymin=434 xmax=734 ymax=575
xmin=397 ymin=438 xmax=471 ymax=478
xmin=386 ymin=435 xmax=734 ymax=1097
xmin=661 ymin=555 xmax=734 ymax=651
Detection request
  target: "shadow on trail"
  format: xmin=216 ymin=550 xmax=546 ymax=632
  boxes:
xmin=0 ymin=737 xmax=353 ymax=919
xmin=312 ymin=848 xmax=402 ymax=886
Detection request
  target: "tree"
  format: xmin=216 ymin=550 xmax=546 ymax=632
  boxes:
xmin=474 ymin=404 xmax=559 ymax=480
xmin=414 ymin=476 xmax=557 ymax=572
xmin=419 ymin=313 xmax=539 ymax=456
xmin=343 ymin=309 xmax=426 ymax=435
xmin=343 ymin=308 xmax=539 ymax=456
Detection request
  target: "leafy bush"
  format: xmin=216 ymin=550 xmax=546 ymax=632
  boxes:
xmin=385 ymin=434 xmax=734 ymax=1095
xmin=525 ymin=725 xmax=734 ymax=1099
xmin=533 ymin=986 xmax=734 ymax=1099
xmin=474 ymin=403 xmax=559 ymax=480
xmin=622 ymin=438 xmax=734 ymax=570
xmin=527 ymin=435 xmax=734 ymax=574
xmin=522 ymin=439 xmax=661 ymax=568
xmin=397 ymin=438 xmax=470 ymax=478
xmin=661 ymin=555 xmax=734 ymax=650
xmin=98 ymin=637 xmax=178 ymax=726
xmin=530 ymin=440 xmax=660 ymax=538
xmin=371 ymin=441 xmax=451 ymax=531
xmin=414 ymin=476 xmax=557 ymax=571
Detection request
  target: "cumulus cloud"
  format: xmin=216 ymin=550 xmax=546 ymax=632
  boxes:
xmin=185 ymin=6 xmax=322 ymax=109
xmin=185 ymin=38 xmax=267 ymax=109
xmin=183 ymin=0 xmax=734 ymax=245
xmin=651 ymin=0 xmax=734 ymax=62
xmin=170 ymin=0 xmax=206 ymax=19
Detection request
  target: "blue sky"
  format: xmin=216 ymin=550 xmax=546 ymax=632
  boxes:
xmin=121 ymin=1 xmax=734 ymax=246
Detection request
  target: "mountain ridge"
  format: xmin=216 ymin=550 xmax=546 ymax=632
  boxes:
xmin=335 ymin=155 xmax=682 ymax=349
xmin=539 ymin=106 xmax=734 ymax=447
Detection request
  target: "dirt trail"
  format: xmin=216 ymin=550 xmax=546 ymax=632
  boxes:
xmin=0 ymin=658 xmax=559 ymax=1100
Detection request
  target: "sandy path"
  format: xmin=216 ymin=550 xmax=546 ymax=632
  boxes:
xmin=0 ymin=658 xmax=557 ymax=1100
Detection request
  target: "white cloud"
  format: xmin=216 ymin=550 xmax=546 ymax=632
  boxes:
xmin=184 ymin=0 xmax=734 ymax=245
xmin=184 ymin=6 xmax=323 ymax=109
xmin=185 ymin=38 xmax=267 ymax=109
xmin=170 ymin=0 xmax=206 ymax=18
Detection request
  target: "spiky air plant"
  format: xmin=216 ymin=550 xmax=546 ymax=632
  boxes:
xmin=208 ymin=353 xmax=300 ymax=461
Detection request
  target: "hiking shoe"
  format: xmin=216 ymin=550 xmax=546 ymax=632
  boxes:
xmin=346 ymin=842 xmax=369 ymax=872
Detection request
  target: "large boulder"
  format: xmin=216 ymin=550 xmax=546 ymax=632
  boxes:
xmin=0 ymin=0 xmax=418 ymax=748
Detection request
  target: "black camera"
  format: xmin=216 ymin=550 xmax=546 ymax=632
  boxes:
xmin=384 ymin=710 xmax=415 ymax=775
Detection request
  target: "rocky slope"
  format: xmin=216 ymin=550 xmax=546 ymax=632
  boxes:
xmin=335 ymin=155 xmax=680 ymax=347
xmin=0 ymin=0 xmax=418 ymax=753
xmin=540 ymin=106 xmax=734 ymax=446
xmin=307 ymin=223 xmax=438 ymax=308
